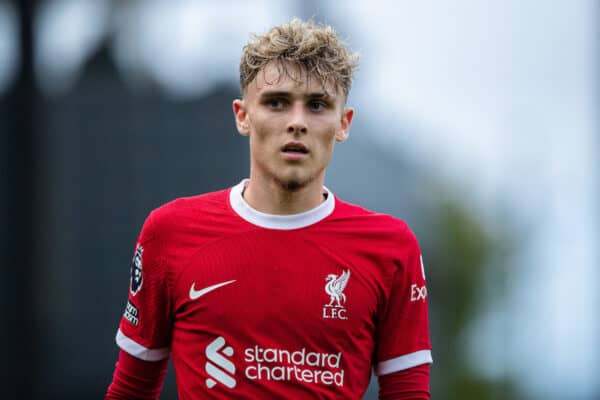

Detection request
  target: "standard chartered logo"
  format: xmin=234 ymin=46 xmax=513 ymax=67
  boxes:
xmin=204 ymin=338 xmax=346 ymax=389
xmin=205 ymin=336 xmax=236 ymax=389
xmin=244 ymin=346 xmax=344 ymax=387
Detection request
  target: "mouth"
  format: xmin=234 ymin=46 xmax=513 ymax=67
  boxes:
xmin=281 ymin=142 xmax=309 ymax=155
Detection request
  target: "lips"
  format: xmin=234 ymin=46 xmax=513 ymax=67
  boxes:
xmin=281 ymin=142 xmax=309 ymax=154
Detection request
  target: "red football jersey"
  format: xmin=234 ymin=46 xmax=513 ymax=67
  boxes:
xmin=116 ymin=180 xmax=432 ymax=399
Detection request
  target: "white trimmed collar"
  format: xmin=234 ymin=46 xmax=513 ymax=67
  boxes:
xmin=229 ymin=179 xmax=335 ymax=230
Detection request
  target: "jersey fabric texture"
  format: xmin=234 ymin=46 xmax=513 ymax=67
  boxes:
xmin=115 ymin=180 xmax=432 ymax=399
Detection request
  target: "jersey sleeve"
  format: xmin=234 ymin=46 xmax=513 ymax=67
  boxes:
xmin=115 ymin=211 xmax=172 ymax=361
xmin=374 ymin=224 xmax=432 ymax=376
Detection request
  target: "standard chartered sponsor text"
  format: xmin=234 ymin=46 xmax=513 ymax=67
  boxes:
xmin=244 ymin=345 xmax=344 ymax=386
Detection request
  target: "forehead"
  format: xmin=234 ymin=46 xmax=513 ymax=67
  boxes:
xmin=247 ymin=61 xmax=339 ymax=98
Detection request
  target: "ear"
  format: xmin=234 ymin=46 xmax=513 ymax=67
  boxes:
xmin=335 ymin=107 xmax=354 ymax=142
xmin=233 ymin=99 xmax=250 ymax=136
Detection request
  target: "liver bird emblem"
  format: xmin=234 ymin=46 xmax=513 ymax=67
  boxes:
xmin=325 ymin=269 xmax=351 ymax=307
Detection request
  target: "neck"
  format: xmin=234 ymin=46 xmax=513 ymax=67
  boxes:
xmin=243 ymin=174 xmax=326 ymax=215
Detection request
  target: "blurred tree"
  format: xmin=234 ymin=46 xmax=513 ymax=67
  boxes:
xmin=422 ymin=191 xmax=520 ymax=400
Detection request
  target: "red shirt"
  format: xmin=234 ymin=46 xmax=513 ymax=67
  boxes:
xmin=114 ymin=180 xmax=432 ymax=399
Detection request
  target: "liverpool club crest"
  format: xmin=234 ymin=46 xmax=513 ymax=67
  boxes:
xmin=323 ymin=269 xmax=350 ymax=320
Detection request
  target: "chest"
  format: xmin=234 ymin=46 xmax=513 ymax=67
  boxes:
xmin=172 ymin=232 xmax=389 ymax=346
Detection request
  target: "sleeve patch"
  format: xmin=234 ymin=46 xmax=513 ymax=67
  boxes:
xmin=130 ymin=245 xmax=144 ymax=295
xmin=123 ymin=300 xmax=139 ymax=326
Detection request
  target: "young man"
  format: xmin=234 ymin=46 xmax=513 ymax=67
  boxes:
xmin=106 ymin=19 xmax=432 ymax=399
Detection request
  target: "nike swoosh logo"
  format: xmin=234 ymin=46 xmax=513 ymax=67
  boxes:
xmin=189 ymin=280 xmax=236 ymax=300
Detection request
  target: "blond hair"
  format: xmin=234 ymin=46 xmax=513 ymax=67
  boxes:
xmin=239 ymin=19 xmax=359 ymax=98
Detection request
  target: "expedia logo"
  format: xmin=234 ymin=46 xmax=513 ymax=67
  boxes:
xmin=205 ymin=336 xmax=236 ymax=389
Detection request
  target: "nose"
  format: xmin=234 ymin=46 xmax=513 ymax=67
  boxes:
xmin=286 ymin=103 xmax=308 ymax=134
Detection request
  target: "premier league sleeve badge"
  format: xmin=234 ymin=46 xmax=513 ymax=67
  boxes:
xmin=130 ymin=245 xmax=144 ymax=296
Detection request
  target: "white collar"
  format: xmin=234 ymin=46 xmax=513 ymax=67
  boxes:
xmin=229 ymin=179 xmax=335 ymax=230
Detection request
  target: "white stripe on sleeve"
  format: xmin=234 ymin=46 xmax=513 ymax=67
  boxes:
xmin=374 ymin=349 xmax=433 ymax=376
xmin=116 ymin=329 xmax=170 ymax=361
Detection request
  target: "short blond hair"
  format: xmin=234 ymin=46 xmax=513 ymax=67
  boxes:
xmin=239 ymin=19 xmax=359 ymax=98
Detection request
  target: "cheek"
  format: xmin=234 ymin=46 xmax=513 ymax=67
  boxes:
xmin=311 ymin=135 xmax=336 ymax=164
xmin=319 ymin=126 xmax=339 ymax=148
xmin=249 ymin=123 xmax=279 ymax=155
xmin=251 ymin=116 xmax=280 ymax=140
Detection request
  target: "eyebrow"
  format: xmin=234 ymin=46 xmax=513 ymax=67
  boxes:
xmin=259 ymin=90 xmax=334 ymax=100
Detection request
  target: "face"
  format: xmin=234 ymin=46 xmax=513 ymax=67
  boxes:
xmin=233 ymin=61 xmax=354 ymax=191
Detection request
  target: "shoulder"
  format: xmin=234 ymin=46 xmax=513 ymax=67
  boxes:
xmin=142 ymin=188 xmax=231 ymax=240
xmin=329 ymin=197 xmax=423 ymax=284
xmin=332 ymin=197 xmax=416 ymax=240
xmin=152 ymin=189 xmax=229 ymax=218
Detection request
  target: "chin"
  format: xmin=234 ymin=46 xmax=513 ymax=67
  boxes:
xmin=282 ymin=180 xmax=304 ymax=191
xmin=275 ymin=174 xmax=309 ymax=192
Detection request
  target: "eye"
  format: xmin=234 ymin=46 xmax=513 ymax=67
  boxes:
xmin=266 ymin=98 xmax=286 ymax=109
xmin=308 ymin=100 xmax=327 ymax=111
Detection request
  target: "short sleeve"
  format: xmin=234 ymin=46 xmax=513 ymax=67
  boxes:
xmin=115 ymin=212 xmax=172 ymax=361
xmin=374 ymin=226 xmax=432 ymax=376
